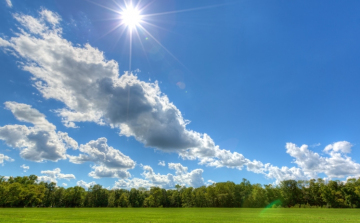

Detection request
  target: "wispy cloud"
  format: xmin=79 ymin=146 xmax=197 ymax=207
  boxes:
xmin=20 ymin=164 xmax=29 ymax=172
xmin=5 ymin=0 xmax=12 ymax=8
xmin=0 ymin=153 xmax=14 ymax=165
xmin=158 ymin=160 xmax=165 ymax=166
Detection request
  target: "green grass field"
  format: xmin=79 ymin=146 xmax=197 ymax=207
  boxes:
xmin=0 ymin=208 xmax=359 ymax=223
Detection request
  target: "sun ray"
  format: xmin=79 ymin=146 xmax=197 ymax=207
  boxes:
xmin=133 ymin=26 xmax=152 ymax=69
xmin=95 ymin=22 xmax=124 ymax=42
xmin=129 ymin=29 xmax=133 ymax=71
xmin=143 ymin=3 xmax=229 ymax=17
xmin=86 ymin=0 xmax=123 ymax=14
xmin=137 ymin=24 xmax=187 ymax=69
xmin=91 ymin=0 xmax=225 ymax=72
xmin=140 ymin=20 xmax=177 ymax=34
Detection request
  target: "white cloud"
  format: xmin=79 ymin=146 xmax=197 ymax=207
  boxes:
xmin=68 ymin=137 xmax=135 ymax=179
xmin=68 ymin=138 xmax=135 ymax=169
xmin=0 ymin=153 xmax=14 ymax=165
xmin=39 ymin=9 xmax=61 ymax=26
xmin=141 ymin=165 xmax=175 ymax=188
xmin=5 ymin=0 xmax=12 ymax=8
xmin=88 ymin=165 xmax=131 ymax=179
xmin=77 ymin=180 xmax=96 ymax=189
xmin=38 ymin=168 xmax=75 ymax=183
xmin=168 ymin=163 xmax=188 ymax=175
xmin=0 ymin=102 xmax=78 ymax=162
xmin=0 ymin=9 xmax=264 ymax=175
xmin=20 ymin=164 xmax=29 ymax=172
xmin=205 ymin=180 xmax=216 ymax=186
xmin=115 ymin=163 xmax=205 ymax=189
xmin=1 ymin=9 xmax=360 ymax=185
xmin=62 ymin=183 xmax=67 ymax=187
xmin=114 ymin=178 xmax=154 ymax=189
xmin=310 ymin=143 xmax=321 ymax=148
xmin=265 ymin=164 xmax=307 ymax=184
xmin=284 ymin=142 xmax=360 ymax=179
xmin=168 ymin=163 xmax=205 ymax=188
xmin=158 ymin=160 xmax=165 ymax=166
xmin=323 ymin=141 xmax=352 ymax=154
xmin=4 ymin=101 xmax=55 ymax=131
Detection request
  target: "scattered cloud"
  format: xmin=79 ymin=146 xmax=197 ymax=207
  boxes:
xmin=114 ymin=178 xmax=153 ymax=189
xmin=37 ymin=168 xmax=75 ymax=183
xmin=323 ymin=141 xmax=352 ymax=154
xmin=77 ymin=180 xmax=96 ymax=189
xmin=115 ymin=163 xmax=205 ymax=189
xmin=0 ymin=153 xmax=14 ymax=165
xmin=88 ymin=165 xmax=131 ymax=179
xmin=5 ymin=0 xmax=12 ymax=8
xmin=0 ymin=9 xmax=359 ymax=186
xmin=158 ymin=160 xmax=165 ymax=166
xmin=20 ymin=164 xmax=29 ymax=172
xmin=266 ymin=142 xmax=360 ymax=183
xmin=205 ymin=180 xmax=216 ymax=186
xmin=0 ymin=102 xmax=78 ymax=162
xmin=68 ymin=137 xmax=135 ymax=179
xmin=62 ymin=183 xmax=67 ymax=187
xmin=265 ymin=165 xmax=307 ymax=184
xmin=310 ymin=143 xmax=321 ymax=148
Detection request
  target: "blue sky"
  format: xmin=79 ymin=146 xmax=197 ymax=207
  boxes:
xmin=1 ymin=0 xmax=360 ymax=189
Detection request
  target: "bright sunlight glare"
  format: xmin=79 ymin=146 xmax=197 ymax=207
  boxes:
xmin=121 ymin=5 xmax=142 ymax=29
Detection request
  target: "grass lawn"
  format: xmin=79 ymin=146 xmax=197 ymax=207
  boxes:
xmin=0 ymin=208 xmax=359 ymax=223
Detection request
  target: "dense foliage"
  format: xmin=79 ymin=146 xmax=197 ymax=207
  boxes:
xmin=1 ymin=175 xmax=360 ymax=208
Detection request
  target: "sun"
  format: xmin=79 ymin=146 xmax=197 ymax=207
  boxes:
xmin=121 ymin=5 xmax=142 ymax=29
xmin=94 ymin=1 xmax=221 ymax=71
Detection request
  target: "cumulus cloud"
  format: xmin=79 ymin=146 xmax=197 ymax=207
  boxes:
xmin=77 ymin=180 xmax=97 ymax=189
xmin=115 ymin=163 xmax=205 ymax=189
xmin=323 ymin=141 xmax=352 ymax=154
xmin=168 ymin=163 xmax=188 ymax=175
xmin=0 ymin=102 xmax=78 ymax=162
xmin=88 ymin=165 xmax=131 ymax=179
xmin=1 ymin=9 xmax=360 ymax=185
xmin=0 ymin=153 xmax=14 ymax=165
xmin=0 ymin=9 xmax=264 ymax=175
xmin=205 ymin=180 xmax=216 ymax=186
xmin=254 ymin=142 xmax=360 ymax=184
xmin=158 ymin=160 xmax=165 ymax=166
xmin=5 ymin=0 xmax=12 ymax=8
xmin=37 ymin=168 xmax=75 ymax=183
xmin=68 ymin=137 xmax=135 ymax=179
xmin=265 ymin=165 xmax=307 ymax=184
xmin=114 ymin=178 xmax=154 ymax=189
xmin=20 ymin=164 xmax=29 ymax=172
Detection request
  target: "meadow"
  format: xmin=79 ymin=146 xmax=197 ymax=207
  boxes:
xmin=0 ymin=208 xmax=359 ymax=223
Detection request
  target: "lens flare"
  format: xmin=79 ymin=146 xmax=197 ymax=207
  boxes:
xmin=259 ymin=199 xmax=282 ymax=217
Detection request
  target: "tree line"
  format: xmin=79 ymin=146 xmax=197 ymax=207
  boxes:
xmin=1 ymin=175 xmax=360 ymax=208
